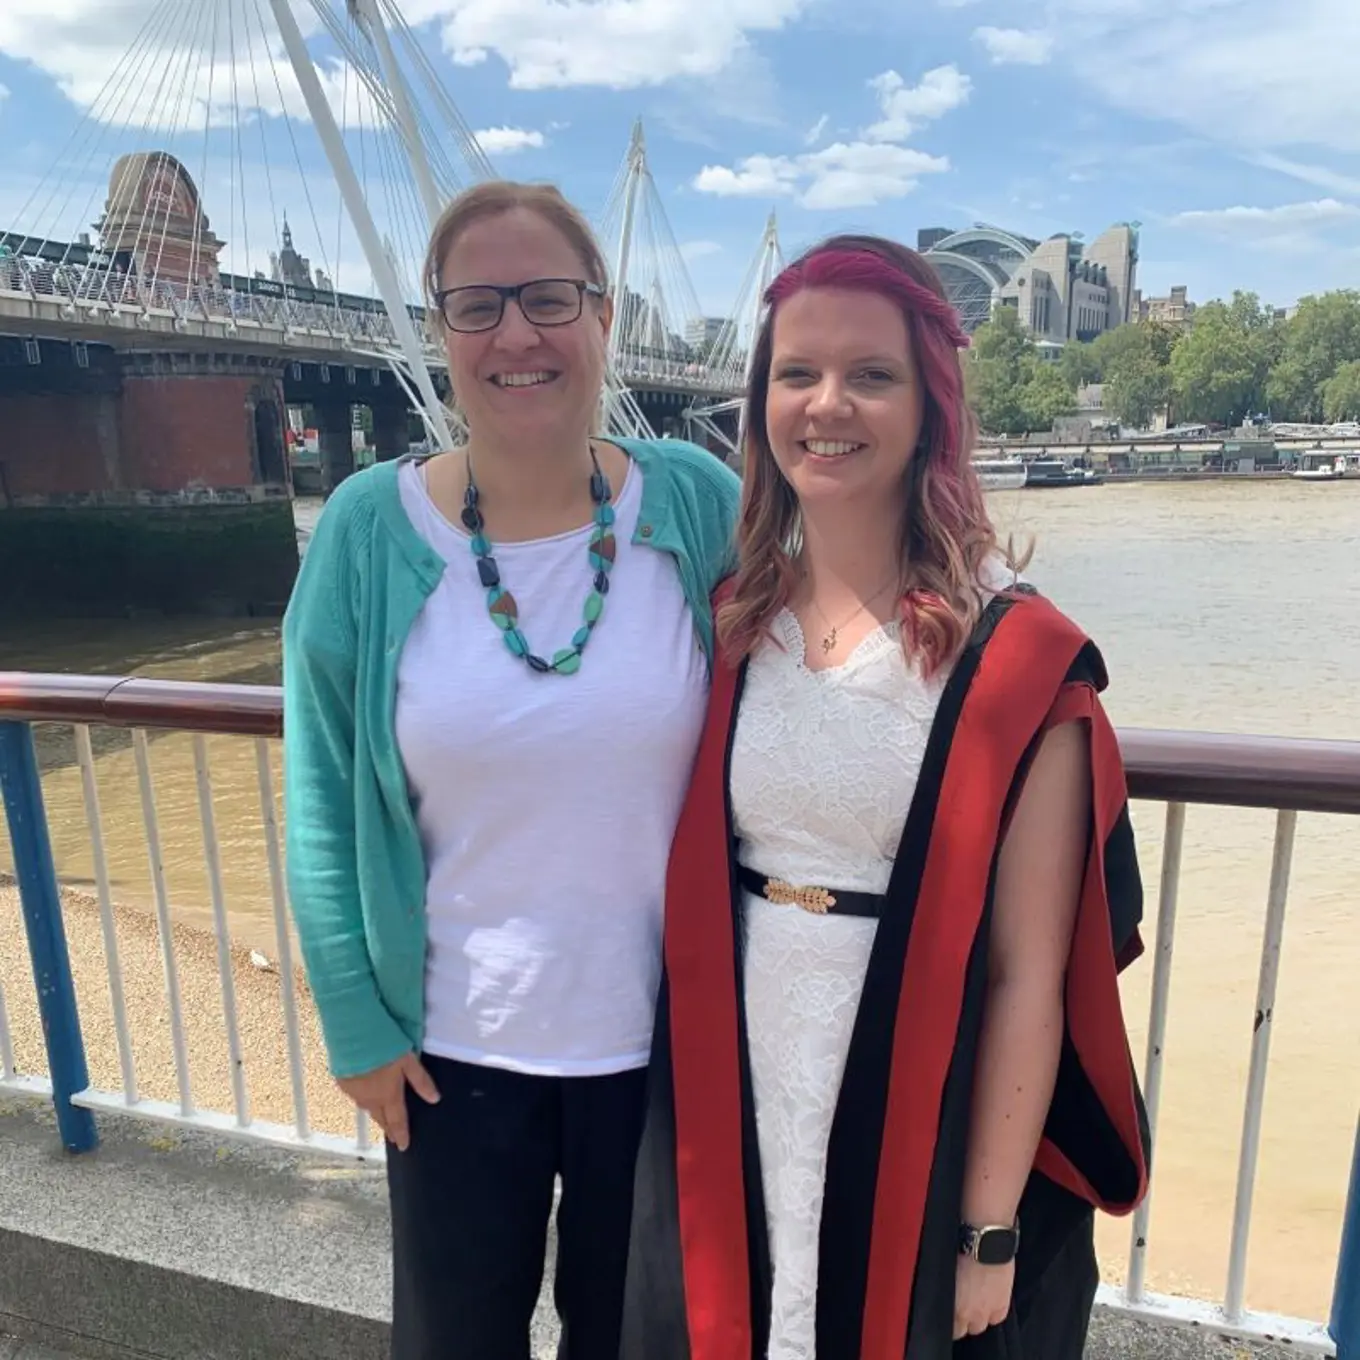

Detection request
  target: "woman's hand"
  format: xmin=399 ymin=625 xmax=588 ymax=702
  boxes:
xmin=336 ymin=1052 xmax=440 ymax=1152
xmin=953 ymin=1256 xmax=1015 ymax=1340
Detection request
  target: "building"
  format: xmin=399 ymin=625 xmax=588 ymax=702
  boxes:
xmin=685 ymin=316 xmax=728 ymax=352
xmin=270 ymin=217 xmax=314 ymax=291
xmin=1134 ymin=285 xmax=1196 ymax=329
xmin=97 ymin=152 xmax=225 ymax=287
xmin=919 ymin=222 xmax=1139 ymax=344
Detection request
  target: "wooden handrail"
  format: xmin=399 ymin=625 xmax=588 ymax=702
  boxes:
xmin=3 ymin=671 xmax=1359 ymax=815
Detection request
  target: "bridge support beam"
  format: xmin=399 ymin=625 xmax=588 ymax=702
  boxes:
xmin=372 ymin=401 xmax=412 ymax=463
xmin=313 ymin=397 xmax=356 ymax=492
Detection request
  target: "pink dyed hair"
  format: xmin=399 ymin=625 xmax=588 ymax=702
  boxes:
xmin=716 ymin=233 xmax=1011 ymax=677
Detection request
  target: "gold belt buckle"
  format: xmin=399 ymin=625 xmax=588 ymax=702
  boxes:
xmin=762 ymin=878 xmax=837 ymax=914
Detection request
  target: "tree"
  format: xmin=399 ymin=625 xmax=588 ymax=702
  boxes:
xmin=1105 ymin=352 xmax=1172 ymax=429
xmin=1067 ymin=323 xmax=1176 ymax=429
xmin=1059 ymin=341 xmax=1100 ymax=392
xmin=1266 ymin=291 xmax=1360 ymax=420
xmin=1170 ymin=302 xmax=1258 ymax=427
xmin=1089 ymin=324 xmax=1148 ymax=378
xmin=1019 ymin=362 xmax=1077 ymax=431
xmin=1322 ymin=360 xmax=1360 ymax=421
xmin=967 ymin=308 xmax=1035 ymax=435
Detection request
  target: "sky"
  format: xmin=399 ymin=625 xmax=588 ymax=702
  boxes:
xmin=2 ymin=0 xmax=1360 ymax=320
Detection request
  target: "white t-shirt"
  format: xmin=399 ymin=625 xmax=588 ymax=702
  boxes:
xmin=393 ymin=457 xmax=708 ymax=1076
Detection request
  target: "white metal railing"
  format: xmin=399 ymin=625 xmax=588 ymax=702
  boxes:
xmin=77 ymin=724 xmax=360 ymax=1155
xmin=1091 ymin=804 xmax=1336 ymax=1352
xmin=1 ymin=680 xmax=1358 ymax=1355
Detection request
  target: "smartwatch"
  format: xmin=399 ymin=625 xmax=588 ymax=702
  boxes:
xmin=958 ymin=1221 xmax=1020 ymax=1265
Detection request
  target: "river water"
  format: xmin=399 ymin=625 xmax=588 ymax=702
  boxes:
xmin=2 ymin=479 xmax=1358 ymax=1320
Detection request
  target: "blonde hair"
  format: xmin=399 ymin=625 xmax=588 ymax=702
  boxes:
xmin=423 ymin=181 xmax=609 ymax=308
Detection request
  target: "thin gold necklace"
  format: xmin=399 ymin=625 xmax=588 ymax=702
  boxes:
xmin=805 ymin=576 xmax=899 ymax=654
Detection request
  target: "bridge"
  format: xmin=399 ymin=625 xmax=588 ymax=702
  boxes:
xmin=0 ymin=0 xmax=781 ymax=617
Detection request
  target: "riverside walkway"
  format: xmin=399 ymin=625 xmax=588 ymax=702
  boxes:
xmin=0 ymin=1094 xmax=1312 ymax=1360
xmin=2 ymin=671 xmax=1359 ymax=1359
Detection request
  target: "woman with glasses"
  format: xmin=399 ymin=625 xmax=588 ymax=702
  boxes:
xmin=282 ymin=180 xmax=740 ymax=1360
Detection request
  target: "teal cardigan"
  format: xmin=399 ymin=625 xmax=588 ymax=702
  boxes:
xmin=281 ymin=438 xmax=741 ymax=1079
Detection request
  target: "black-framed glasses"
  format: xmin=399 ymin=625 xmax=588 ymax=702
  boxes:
xmin=434 ymin=278 xmax=606 ymax=333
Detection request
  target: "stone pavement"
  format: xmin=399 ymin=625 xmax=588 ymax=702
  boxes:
xmin=0 ymin=1338 xmax=101 ymax=1360
xmin=0 ymin=1095 xmax=1315 ymax=1360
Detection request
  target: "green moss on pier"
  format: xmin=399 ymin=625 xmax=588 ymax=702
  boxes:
xmin=0 ymin=500 xmax=300 ymax=619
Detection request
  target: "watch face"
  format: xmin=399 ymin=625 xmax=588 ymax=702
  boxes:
xmin=975 ymin=1228 xmax=1018 ymax=1266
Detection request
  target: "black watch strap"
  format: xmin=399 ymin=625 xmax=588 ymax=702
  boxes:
xmin=958 ymin=1221 xmax=1020 ymax=1265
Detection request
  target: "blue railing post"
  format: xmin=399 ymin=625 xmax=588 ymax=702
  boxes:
xmin=0 ymin=720 xmax=98 ymax=1152
xmin=1332 ymin=1114 xmax=1360 ymax=1358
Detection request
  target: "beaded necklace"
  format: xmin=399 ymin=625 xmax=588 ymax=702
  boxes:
xmin=460 ymin=446 xmax=615 ymax=676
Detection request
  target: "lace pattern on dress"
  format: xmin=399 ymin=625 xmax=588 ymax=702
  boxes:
xmin=730 ymin=610 xmax=949 ymax=1359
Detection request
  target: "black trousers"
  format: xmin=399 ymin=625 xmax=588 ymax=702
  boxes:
xmin=386 ymin=1053 xmax=648 ymax=1360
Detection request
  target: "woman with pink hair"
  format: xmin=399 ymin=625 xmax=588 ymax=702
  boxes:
xmin=623 ymin=235 xmax=1150 ymax=1359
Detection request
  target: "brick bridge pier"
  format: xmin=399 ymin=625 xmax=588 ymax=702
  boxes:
xmin=0 ymin=334 xmax=419 ymax=619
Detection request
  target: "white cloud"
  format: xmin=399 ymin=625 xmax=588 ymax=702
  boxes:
xmin=800 ymin=143 xmax=950 ymax=208
xmin=973 ymin=26 xmax=1054 ymax=65
xmin=1039 ymin=0 xmax=1360 ymax=152
xmin=694 ymin=57 xmax=960 ymax=210
xmin=679 ymin=239 xmax=723 ymax=261
xmin=695 ymin=143 xmax=949 ymax=210
xmin=864 ymin=65 xmax=971 ymax=142
xmin=473 ymin=126 xmax=545 ymax=154
xmin=428 ymin=0 xmax=813 ymax=90
xmin=804 ymin=113 xmax=829 ymax=146
xmin=1253 ymin=153 xmax=1360 ymax=201
xmin=0 ymin=83 xmax=8 ymax=106
xmin=694 ymin=154 xmax=801 ymax=199
xmin=1168 ymin=198 xmax=1360 ymax=250
xmin=0 ymin=2 xmax=391 ymax=132
xmin=1172 ymin=199 xmax=1360 ymax=232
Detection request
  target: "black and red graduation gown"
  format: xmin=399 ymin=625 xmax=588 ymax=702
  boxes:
xmin=621 ymin=587 xmax=1151 ymax=1360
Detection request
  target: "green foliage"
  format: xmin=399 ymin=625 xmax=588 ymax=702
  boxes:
xmin=967 ymin=308 xmax=1075 ymax=435
xmin=1169 ymin=302 xmax=1258 ymax=428
xmin=1265 ymin=291 xmax=1360 ymax=420
xmin=1322 ymin=360 xmax=1360 ymax=422
xmin=966 ymin=286 xmax=1360 ymax=435
xmin=1105 ymin=350 xmax=1171 ymax=429
xmin=967 ymin=308 xmax=1037 ymax=435
xmin=1019 ymin=362 xmax=1077 ymax=431
xmin=1058 ymin=342 xmax=1100 ymax=392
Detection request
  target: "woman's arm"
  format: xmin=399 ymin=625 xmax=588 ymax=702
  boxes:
xmin=953 ymin=718 xmax=1092 ymax=1335
xmin=282 ymin=503 xmax=412 ymax=1081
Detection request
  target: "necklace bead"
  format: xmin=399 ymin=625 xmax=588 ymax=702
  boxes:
xmin=466 ymin=447 xmax=614 ymax=676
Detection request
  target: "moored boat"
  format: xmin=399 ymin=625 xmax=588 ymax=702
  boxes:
xmin=1291 ymin=454 xmax=1357 ymax=482
xmin=1024 ymin=456 xmax=1103 ymax=488
xmin=972 ymin=455 xmax=1028 ymax=491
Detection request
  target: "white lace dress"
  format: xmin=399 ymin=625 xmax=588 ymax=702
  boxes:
xmin=730 ymin=608 xmax=950 ymax=1360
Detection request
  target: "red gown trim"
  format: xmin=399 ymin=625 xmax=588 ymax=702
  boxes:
xmin=664 ymin=594 xmax=1148 ymax=1360
xmin=664 ymin=622 xmax=751 ymax=1360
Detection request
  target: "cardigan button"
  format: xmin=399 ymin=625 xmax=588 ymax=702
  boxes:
xmin=639 ymin=524 xmax=653 ymax=538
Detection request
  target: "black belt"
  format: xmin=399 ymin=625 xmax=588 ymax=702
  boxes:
xmin=737 ymin=865 xmax=884 ymax=919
